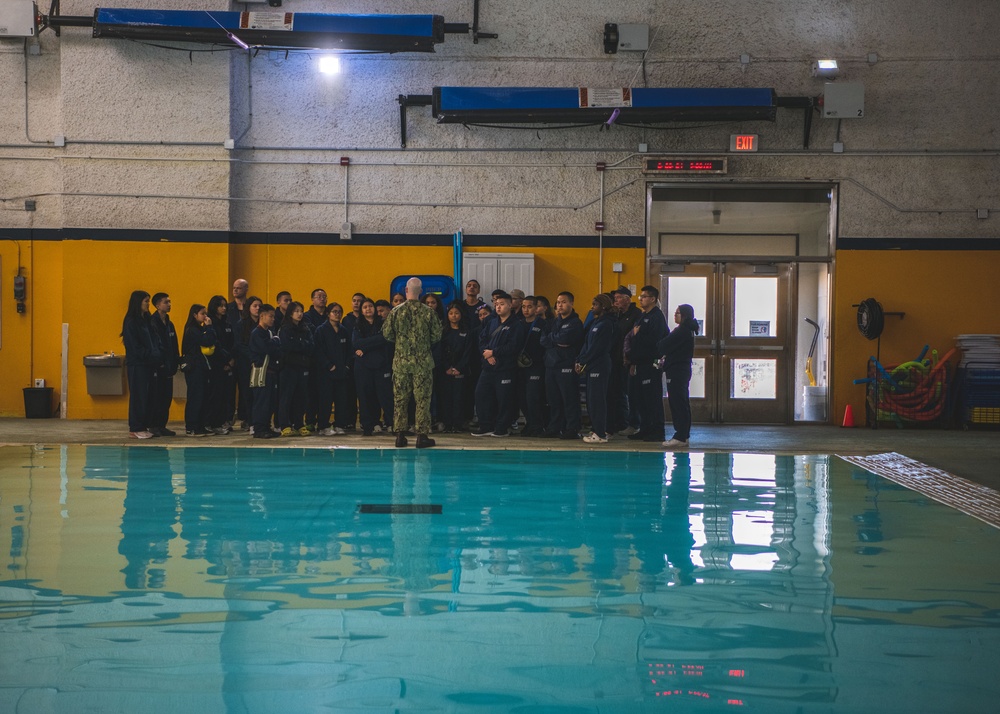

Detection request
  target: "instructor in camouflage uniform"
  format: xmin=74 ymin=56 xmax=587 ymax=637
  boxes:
xmin=382 ymin=277 xmax=444 ymax=448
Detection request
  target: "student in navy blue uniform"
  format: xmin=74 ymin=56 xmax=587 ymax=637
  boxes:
xmin=340 ymin=292 xmax=366 ymax=431
xmin=233 ymin=296 xmax=262 ymax=430
xmin=421 ymin=292 xmax=447 ymax=429
xmin=277 ymin=301 xmax=315 ymax=436
xmin=472 ymin=291 xmax=525 ymax=437
xmin=315 ymin=302 xmax=352 ymax=435
xmin=540 ymin=291 xmax=584 ymax=439
xmin=181 ymin=303 xmax=218 ymax=437
xmin=535 ymin=295 xmax=553 ymax=321
xmin=611 ymin=286 xmax=642 ymax=435
xmin=440 ymin=301 xmax=474 ymax=432
xmin=121 ymin=290 xmax=161 ymax=439
xmin=206 ymin=295 xmax=235 ymax=435
xmin=656 ymin=304 xmax=700 ymax=449
xmin=352 ymin=298 xmax=394 ymax=436
xmin=517 ymin=295 xmax=548 ymax=436
xmin=575 ymin=293 xmax=615 ymax=443
xmin=227 ymin=279 xmax=248 ymax=423
xmin=461 ymin=279 xmax=485 ymax=324
xmin=301 ymin=289 xmax=328 ymax=431
xmin=509 ymin=289 xmax=526 ymax=321
xmin=272 ymin=291 xmax=292 ymax=332
xmin=627 ymin=286 xmax=669 ymax=442
xmin=148 ymin=292 xmax=179 ymax=437
xmin=249 ymin=304 xmax=281 ymax=439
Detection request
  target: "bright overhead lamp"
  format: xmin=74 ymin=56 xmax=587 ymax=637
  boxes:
xmin=318 ymin=55 xmax=341 ymax=74
xmin=812 ymin=59 xmax=839 ymax=78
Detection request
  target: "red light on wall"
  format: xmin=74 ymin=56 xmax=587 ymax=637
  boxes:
xmin=729 ymin=134 xmax=758 ymax=152
xmin=642 ymin=158 xmax=727 ymax=174
xmin=728 ymin=669 xmax=746 ymax=678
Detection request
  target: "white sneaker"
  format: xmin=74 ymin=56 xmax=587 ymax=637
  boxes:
xmin=319 ymin=427 xmax=335 ymax=436
xmin=211 ymin=426 xmax=230 ymax=435
xmin=333 ymin=427 xmax=347 ymax=435
xmin=249 ymin=426 xmax=255 ymax=435
xmin=582 ymin=432 xmax=608 ymax=444
xmin=373 ymin=424 xmax=383 ymax=433
xmin=662 ymin=438 xmax=689 ymax=449
xmin=129 ymin=430 xmax=154 ymax=439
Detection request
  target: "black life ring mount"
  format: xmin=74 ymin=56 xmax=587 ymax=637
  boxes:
xmin=856 ymin=298 xmax=884 ymax=341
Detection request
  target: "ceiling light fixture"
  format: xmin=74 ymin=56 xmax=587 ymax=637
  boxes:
xmin=318 ymin=55 xmax=341 ymax=74
xmin=812 ymin=58 xmax=839 ymax=78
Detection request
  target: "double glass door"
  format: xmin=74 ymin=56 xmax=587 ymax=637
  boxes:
xmin=659 ymin=262 xmax=793 ymax=424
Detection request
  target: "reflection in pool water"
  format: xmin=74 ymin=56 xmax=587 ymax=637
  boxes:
xmin=1 ymin=446 xmax=999 ymax=713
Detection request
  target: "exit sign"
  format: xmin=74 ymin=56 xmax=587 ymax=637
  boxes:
xmin=729 ymin=134 xmax=758 ymax=152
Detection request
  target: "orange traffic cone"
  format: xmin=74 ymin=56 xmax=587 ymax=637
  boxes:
xmin=842 ymin=404 xmax=855 ymax=428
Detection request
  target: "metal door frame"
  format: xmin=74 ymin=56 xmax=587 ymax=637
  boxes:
xmin=658 ymin=261 xmax=795 ymax=425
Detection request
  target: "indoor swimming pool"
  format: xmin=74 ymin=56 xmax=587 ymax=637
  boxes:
xmin=1 ymin=445 xmax=999 ymax=713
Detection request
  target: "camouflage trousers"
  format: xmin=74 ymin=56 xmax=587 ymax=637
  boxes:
xmin=392 ymin=365 xmax=433 ymax=435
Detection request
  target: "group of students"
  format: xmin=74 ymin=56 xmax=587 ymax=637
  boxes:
xmin=119 ymin=278 xmax=699 ymax=447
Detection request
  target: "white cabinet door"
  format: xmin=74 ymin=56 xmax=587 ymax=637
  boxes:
xmin=464 ymin=253 xmax=534 ymax=297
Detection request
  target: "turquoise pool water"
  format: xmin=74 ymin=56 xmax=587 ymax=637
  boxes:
xmin=1 ymin=446 xmax=999 ymax=713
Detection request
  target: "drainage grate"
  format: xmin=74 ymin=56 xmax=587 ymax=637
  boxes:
xmin=839 ymin=452 xmax=1000 ymax=529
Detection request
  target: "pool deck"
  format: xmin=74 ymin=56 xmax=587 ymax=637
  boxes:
xmin=3 ymin=418 xmax=999 ymax=492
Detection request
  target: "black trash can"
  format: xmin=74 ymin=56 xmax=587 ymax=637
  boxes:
xmin=23 ymin=387 xmax=54 ymax=419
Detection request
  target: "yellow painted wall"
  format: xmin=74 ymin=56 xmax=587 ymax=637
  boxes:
xmin=226 ymin=244 xmax=646 ymax=311
xmin=62 ymin=240 xmax=230 ymax=419
xmin=229 ymin=243 xmax=455 ymax=308
xmin=2 ymin=240 xmax=645 ymax=419
xmin=832 ymin=250 xmax=1000 ymax=426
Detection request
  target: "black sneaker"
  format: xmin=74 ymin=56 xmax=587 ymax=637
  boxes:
xmin=186 ymin=429 xmax=211 ymax=437
xmin=471 ymin=428 xmax=492 ymax=437
xmin=253 ymin=430 xmax=277 ymax=439
xmin=559 ymin=431 xmax=580 ymax=440
xmin=159 ymin=427 xmax=177 ymax=437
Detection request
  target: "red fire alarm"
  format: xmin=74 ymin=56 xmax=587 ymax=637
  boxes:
xmin=595 ymin=221 xmax=606 ymax=232
xmin=340 ymin=157 xmax=350 ymax=166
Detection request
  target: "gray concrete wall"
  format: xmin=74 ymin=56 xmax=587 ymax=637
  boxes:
xmin=1 ymin=0 xmax=997 ymax=238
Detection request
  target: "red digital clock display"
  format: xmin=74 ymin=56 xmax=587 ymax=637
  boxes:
xmin=642 ymin=158 xmax=727 ymax=174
